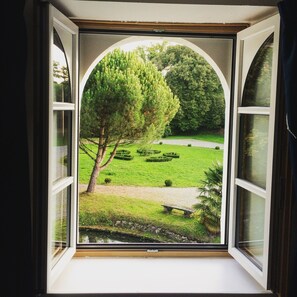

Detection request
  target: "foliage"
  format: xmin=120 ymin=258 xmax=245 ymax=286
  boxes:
xmin=163 ymin=152 xmax=180 ymax=158
xmin=113 ymin=150 xmax=134 ymax=160
xmin=146 ymin=156 xmax=172 ymax=162
xmin=194 ymin=161 xmax=223 ymax=234
xmin=104 ymin=178 xmax=112 ymax=184
xmin=134 ymin=43 xmax=225 ymax=134
xmin=80 ymin=48 xmax=179 ymax=192
xmin=164 ymin=179 xmax=173 ymax=187
xmin=242 ymin=35 xmax=273 ymax=107
xmin=137 ymin=148 xmax=161 ymax=156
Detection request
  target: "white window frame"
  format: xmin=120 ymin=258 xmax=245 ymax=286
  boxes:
xmin=228 ymin=13 xmax=280 ymax=289
xmin=46 ymin=3 xmax=79 ymax=289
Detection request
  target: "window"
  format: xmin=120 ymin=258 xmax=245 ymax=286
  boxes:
xmin=44 ymin=3 xmax=280 ymax=293
xmin=77 ymin=33 xmax=232 ymax=249
xmin=46 ymin=5 xmax=79 ymax=287
xmin=228 ymin=15 xmax=280 ymax=288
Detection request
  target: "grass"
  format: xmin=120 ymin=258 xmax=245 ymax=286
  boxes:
xmin=164 ymin=132 xmax=224 ymax=144
xmin=79 ymin=143 xmax=223 ymax=187
xmin=79 ymin=191 xmax=220 ymax=243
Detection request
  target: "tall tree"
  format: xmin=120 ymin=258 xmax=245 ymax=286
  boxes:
xmin=80 ymin=49 xmax=179 ymax=192
xmin=135 ymin=43 xmax=225 ymax=134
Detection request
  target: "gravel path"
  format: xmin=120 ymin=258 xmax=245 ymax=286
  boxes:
xmin=153 ymin=138 xmax=224 ymax=149
xmin=79 ymin=184 xmax=200 ymax=208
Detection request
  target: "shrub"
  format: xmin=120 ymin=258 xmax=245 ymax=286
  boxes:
xmin=146 ymin=156 xmax=172 ymax=162
xmin=110 ymin=149 xmax=131 ymax=155
xmin=193 ymin=161 xmax=223 ymax=234
xmin=116 ymin=149 xmax=131 ymax=154
xmin=164 ymin=179 xmax=173 ymax=187
xmin=215 ymin=146 xmax=220 ymax=150
xmin=104 ymin=178 xmax=112 ymax=184
xmin=137 ymin=149 xmax=161 ymax=156
xmin=159 ymin=142 xmax=163 ymax=145
xmin=163 ymin=152 xmax=180 ymax=158
xmin=188 ymin=144 xmax=192 ymax=147
xmin=113 ymin=150 xmax=133 ymax=160
xmin=114 ymin=154 xmax=134 ymax=160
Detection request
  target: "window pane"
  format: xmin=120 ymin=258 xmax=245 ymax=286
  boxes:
xmin=241 ymin=34 xmax=274 ymax=107
xmin=53 ymin=111 xmax=72 ymax=182
xmin=238 ymin=114 xmax=269 ymax=189
xmin=51 ymin=187 xmax=71 ymax=266
xmin=53 ymin=28 xmax=72 ymax=102
xmin=236 ymin=188 xmax=265 ymax=270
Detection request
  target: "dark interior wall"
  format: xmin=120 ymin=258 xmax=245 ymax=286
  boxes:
xmin=2 ymin=0 xmax=293 ymax=296
xmin=3 ymin=1 xmax=32 ymax=297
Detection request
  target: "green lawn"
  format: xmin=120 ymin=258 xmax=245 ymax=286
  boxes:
xmin=165 ymin=132 xmax=224 ymax=144
xmin=79 ymin=143 xmax=223 ymax=187
xmin=79 ymin=192 xmax=220 ymax=243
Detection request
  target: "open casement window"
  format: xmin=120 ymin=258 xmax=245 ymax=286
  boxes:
xmin=46 ymin=3 xmax=79 ymax=289
xmin=228 ymin=14 xmax=280 ymax=289
xmin=45 ymin=2 xmax=280 ymax=292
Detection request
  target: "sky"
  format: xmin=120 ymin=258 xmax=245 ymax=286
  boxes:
xmin=120 ymin=39 xmax=178 ymax=52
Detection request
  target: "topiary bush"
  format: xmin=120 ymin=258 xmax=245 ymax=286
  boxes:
xmin=113 ymin=150 xmax=134 ymax=160
xmin=146 ymin=156 xmax=172 ymax=162
xmin=104 ymin=178 xmax=112 ymax=184
xmin=137 ymin=148 xmax=161 ymax=156
xmin=114 ymin=154 xmax=134 ymax=160
xmin=163 ymin=152 xmax=180 ymax=158
xmin=164 ymin=179 xmax=173 ymax=187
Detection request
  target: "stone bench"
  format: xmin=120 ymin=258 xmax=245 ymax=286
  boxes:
xmin=161 ymin=204 xmax=194 ymax=218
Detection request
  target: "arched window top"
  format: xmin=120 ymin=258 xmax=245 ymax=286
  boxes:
xmin=242 ymin=33 xmax=274 ymax=107
xmin=53 ymin=28 xmax=72 ymax=103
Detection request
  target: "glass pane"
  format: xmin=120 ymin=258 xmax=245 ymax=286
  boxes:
xmin=53 ymin=28 xmax=71 ymax=102
xmin=242 ymin=34 xmax=274 ymax=107
xmin=53 ymin=111 xmax=72 ymax=182
xmin=238 ymin=114 xmax=269 ymax=189
xmin=236 ymin=188 xmax=265 ymax=269
xmin=51 ymin=187 xmax=70 ymax=266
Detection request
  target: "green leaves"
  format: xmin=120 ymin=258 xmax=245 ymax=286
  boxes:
xmin=194 ymin=161 xmax=223 ymax=234
xmin=134 ymin=42 xmax=225 ymax=133
xmin=80 ymin=48 xmax=180 ymax=192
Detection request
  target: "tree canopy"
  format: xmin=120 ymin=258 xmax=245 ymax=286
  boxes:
xmin=134 ymin=42 xmax=225 ymax=134
xmin=80 ymin=48 xmax=179 ymax=192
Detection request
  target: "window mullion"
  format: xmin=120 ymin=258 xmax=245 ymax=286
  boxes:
xmin=237 ymin=106 xmax=270 ymax=115
xmin=235 ymin=178 xmax=266 ymax=199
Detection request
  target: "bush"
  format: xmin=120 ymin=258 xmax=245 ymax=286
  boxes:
xmin=215 ymin=146 xmax=220 ymax=150
xmin=159 ymin=142 xmax=163 ymax=145
xmin=113 ymin=150 xmax=133 ymax=160
xmin=163 ymin=152 xmax=180 ymax=158
xmin=188 ymin=144 xmax=192 ymax=147
xmin=164 ymin=179 xmax=173 ymax=187
xmin=104 ymin=178 xmax=112 ymax=184
xmin=137 ymin=149 xmax=161 ymax=156
xmin=110 ymin=149 xmax=131 ymax=155
xmin=146 ymin=156 xmax=172 ymax=162
xmin=114 ymin=154 xmax=134 ymax=160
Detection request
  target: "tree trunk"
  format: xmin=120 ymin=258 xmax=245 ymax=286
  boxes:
xmin=86 ymin=161 xmax=101 ymax=193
